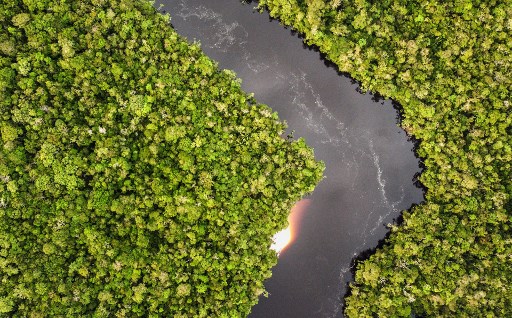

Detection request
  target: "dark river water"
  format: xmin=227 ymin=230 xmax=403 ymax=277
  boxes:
xmin=154 ymin=1 xmax=424 ymax=317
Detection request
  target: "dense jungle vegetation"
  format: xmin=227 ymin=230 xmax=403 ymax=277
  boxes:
xmin=0 ymin=0 xmax=324 ymax=316
xmin=256 ymin=0 xmax=512 ymax=316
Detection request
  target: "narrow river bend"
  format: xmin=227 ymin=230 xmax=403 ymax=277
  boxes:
xmin=155 ymin=1 xmax=425 ymax=317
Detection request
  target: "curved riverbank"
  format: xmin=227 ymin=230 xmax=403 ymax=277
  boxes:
xmin=256 ymin=0 xmax=512 ymax=316
xmin=160 ymin=1 xmax=424 ymax=317
xmin=0 ymin=0 xmax=323 ymax=316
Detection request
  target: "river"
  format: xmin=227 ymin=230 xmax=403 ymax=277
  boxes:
xmin=154 ymin=1 xmax=425 ymax=317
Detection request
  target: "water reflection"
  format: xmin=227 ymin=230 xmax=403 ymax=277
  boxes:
xmin=271 ymin=199 xmax=311 ymax=255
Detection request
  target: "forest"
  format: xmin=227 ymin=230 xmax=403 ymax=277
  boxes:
xmin=256 ymin=0 xmax=511 ymax=316
xmin=0 ymin=0 xmax=324 ymax=316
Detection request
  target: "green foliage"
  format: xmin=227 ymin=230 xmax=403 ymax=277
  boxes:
xmin=256 ymin=0 xmax=512 ymax=316
xmin=0 ymin=0 xmax=324 ymax=316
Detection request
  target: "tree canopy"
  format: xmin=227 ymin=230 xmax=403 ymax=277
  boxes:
xmin=0 ymin=0 xmax=324 ymax=316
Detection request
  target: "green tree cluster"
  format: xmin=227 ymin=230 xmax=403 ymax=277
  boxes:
xmin=256 ymin=0 xmax=511 ymax=316
xmin=0 ymin=0 xmax=324 ymax=316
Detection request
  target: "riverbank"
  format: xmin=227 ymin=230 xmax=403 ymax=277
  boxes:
xmin=256 ymin=1 xmax=512 ymax=316
xmin=0 ymin=0 xmax=323 ymax=316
